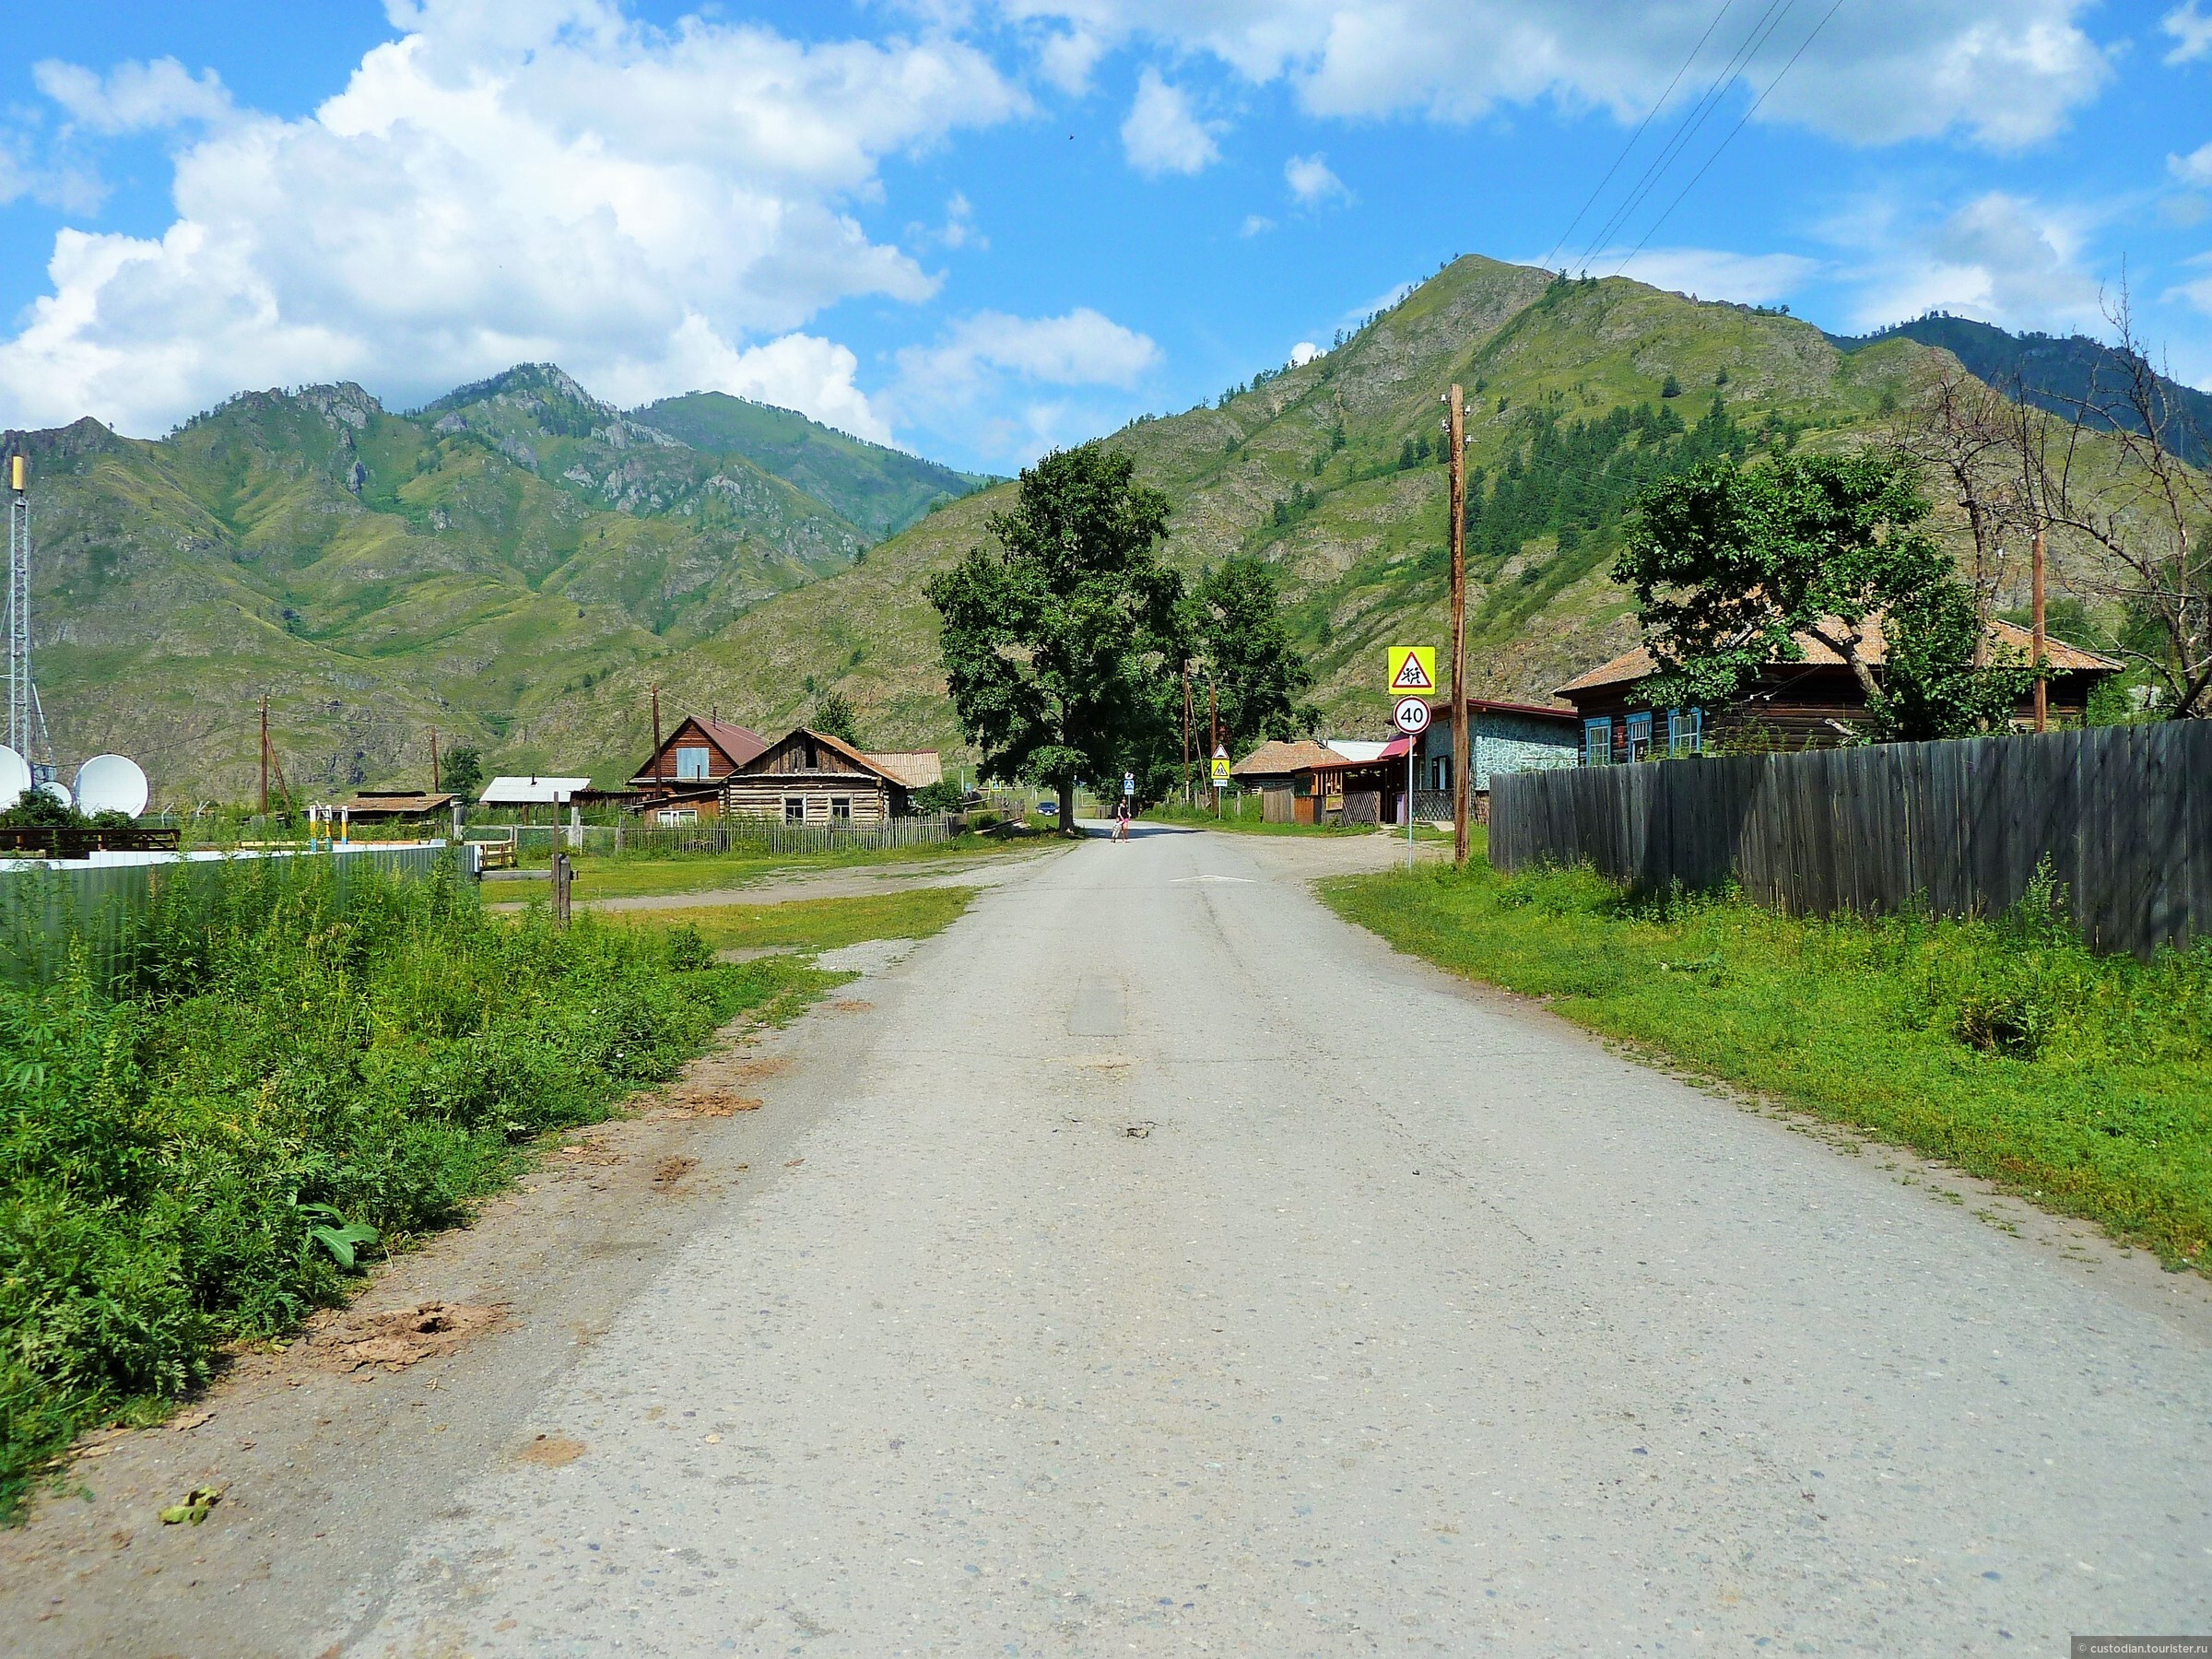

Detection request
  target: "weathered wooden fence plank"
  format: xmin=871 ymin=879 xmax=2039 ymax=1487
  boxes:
xmin=1490 ymin=725 xmax=2208 ymax=958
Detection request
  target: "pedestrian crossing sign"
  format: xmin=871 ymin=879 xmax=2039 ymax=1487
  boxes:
xmin=1387 ymin=645 xmax=1436 ymax=693
xmin=1211 ymin=750 xmax=1230 ymax=784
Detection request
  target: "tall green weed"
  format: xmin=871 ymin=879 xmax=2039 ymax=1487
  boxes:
xmin=0 ymin=858 xmax=797 ymax=1516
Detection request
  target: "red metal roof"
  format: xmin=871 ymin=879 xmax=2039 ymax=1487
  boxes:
xmin=1311 ymin=735 xmax=1412 ymax=770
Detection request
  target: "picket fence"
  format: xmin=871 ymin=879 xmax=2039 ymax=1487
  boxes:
xmin=1489 ymin=723 xmax=2212 ymax=958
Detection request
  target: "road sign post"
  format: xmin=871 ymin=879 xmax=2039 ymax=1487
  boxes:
xmin=1393 ymin=694 xmax=1430 ymax=873
xmin=1210 ymin=747 xmax=1230 ymax=817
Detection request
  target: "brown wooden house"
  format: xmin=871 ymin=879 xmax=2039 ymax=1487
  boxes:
xmin=629 ymin=715 xmax=771 ymax=820
xmin=722 ymin=729 xmax=919 ymax=825
xmin=1558 ymin=616 xmax=2123 ymax=763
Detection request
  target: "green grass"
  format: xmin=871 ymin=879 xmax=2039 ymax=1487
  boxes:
xmin=1320 ymin=849 xmax=2212 ymax=1272
xmin=614 ymin=887 xmax=978 ymax=955
xmin=0 ymin=857 xmax=832 ymax=1519
xmin=1141 ymin=801 xmax=1382 ymax=836
xmin=532 ymin=834 xmax=1030 ymax=901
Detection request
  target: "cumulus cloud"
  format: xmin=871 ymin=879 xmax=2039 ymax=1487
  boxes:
xmin=1240 ymin=213 xmax=1275 ymax=236
xmin=1120 ymin=68 xmax=1221 ymax=176
xmin=0 ymin=0 xmax=1025 ymax=437
xmin=888 ymin=306 xmax=1160 ymax=463
xmin=985 ymin=0 xmax=2111 ymax=149
xmin=1284 ymin=152 xmax=1348 ymax=206
xmin=2171 ymin=141 xmax=2212 ymax=186
xmin=1288 ymin=340 xmax=1319 ymax=364
xmin=33 ymin=57 xmax=237 ymax=134
xmin=1831 ymin=192 xmax=2107 ymax=335
xmin=2165 ymin=1 xmax=2212 ymax=65
xmin=1598 ymin=246 xmax=1818 ymax=306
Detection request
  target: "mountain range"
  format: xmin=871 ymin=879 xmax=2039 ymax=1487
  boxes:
xmin=8 ymin=259 xmax=2153 ymax=801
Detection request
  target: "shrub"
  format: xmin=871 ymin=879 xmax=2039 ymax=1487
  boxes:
xmin=0 ymin=859 xmax=785 ymax=1516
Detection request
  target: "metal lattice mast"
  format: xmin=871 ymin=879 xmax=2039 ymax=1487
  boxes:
xmin=6 ymin=455 xmax=26 ymax=759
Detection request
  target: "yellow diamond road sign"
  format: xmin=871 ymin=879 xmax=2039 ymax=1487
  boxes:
xmin=1387 ymin=645 xmax=1436 ymax=693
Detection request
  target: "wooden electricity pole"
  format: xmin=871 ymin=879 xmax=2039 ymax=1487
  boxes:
xmin=650 ymin=683 xmax=665 ymax=786
xmin=1208 ymin=675 xmax=1220 ymax=818
xmin=1182 ymin=660 xmax=1194 ymax=807
xmin=2031 ymin=525 xmax=2048 ymax=733
xmin=1447 ymin=382 xmax=1469 ymax=865
xmin=259 ymin=696 xmax=270 ymax=817
xmin=430 ymin=725 xmax=441 ymax=797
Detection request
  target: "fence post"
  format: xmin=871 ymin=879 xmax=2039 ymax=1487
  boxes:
xmin=552 ymin=853 xmax=572 ymax=925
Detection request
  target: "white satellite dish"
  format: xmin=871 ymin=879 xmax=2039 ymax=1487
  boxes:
xmin=0 ymin=747 xmax=29 ymax=811
xmin=75 ymin=754 xmax=150 ymax=819
xmin=38 ymin=780 xmax=71 ymax=810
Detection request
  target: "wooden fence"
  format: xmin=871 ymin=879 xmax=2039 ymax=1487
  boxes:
xmin=1489 ymin=723 xmax=2212 ymax=958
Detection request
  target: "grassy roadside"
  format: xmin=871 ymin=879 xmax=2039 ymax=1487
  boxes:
xmin=527 ymin=834 xmax=1037 ymax=901
xmin=613 ymin=888 xmax=977 ymax=956
xmin=1320 ymin=848 xmax=2212 ymax=1272
xmin=1141 ymin=803 xmax=1442 ymax=838
xmin=0 ymin=864 xmax=971 ymax=1519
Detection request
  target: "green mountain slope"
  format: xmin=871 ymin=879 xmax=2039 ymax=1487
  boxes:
xmin=629 ymin=392 xmax=994 ymax=539
xmin=535 ymin=257 xmax=1938 ymax=766
xmin=8 ymin=367 xmax=982 ymax=798
xmin=1832 ymin=314 xmax=2212 ymax=465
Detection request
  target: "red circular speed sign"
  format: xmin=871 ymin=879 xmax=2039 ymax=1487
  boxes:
xmin=1394 ymin=696 xmax=1431 ymax=735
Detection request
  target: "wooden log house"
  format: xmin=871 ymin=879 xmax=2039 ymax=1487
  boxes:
xmin=722 ymin=729 xmax=918 ymax=825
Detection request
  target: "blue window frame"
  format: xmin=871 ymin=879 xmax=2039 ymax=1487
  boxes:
xmin=1583 ymin=718 xmax=1613 ymax=765
xmin=676 ymin=745 xmax=711 ymax=780
xmin=1666 ymin=708 xmax=1705 ymax=756
xmin=1625 ymin=712 xmax=1653 ymax=762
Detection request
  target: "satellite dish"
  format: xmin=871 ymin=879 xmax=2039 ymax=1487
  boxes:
xmin=74 ymin=754 xmax=149 ymax=818
xmin=0 ymin=747 xmax=28 ymax=810
xmin=38 ymin=780 xmax=71 ymax=810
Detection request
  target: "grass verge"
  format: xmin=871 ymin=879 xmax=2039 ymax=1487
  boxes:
xmin=532 ymin=834 xmax=1030 ymax=901
xmin=0 ymin=857 xmax=830 ymax=1520
xmin=1141 ymin=803 xmax=1414 ymax=837
xmin=614 ymin=887 xmax=979 ymax=956
xmin=1319 ymin=850 xmax=2212 ymax=1273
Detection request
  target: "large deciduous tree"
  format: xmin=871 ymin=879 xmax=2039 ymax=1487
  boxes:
xmin=927 ymin=443 xmax=1183 ymax=828
xmin=1618 ymin=448 xmax=2030 ymax=742
xmin=1188 ymin=555 xmax=1319 ymax=763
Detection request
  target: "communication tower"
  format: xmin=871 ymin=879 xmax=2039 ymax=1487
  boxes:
xmin=6 ymin=454 xmax=55 ymax=780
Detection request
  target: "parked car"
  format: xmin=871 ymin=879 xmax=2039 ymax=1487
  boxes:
xmin=1036 ymin=801 xmax=1059 ymax=817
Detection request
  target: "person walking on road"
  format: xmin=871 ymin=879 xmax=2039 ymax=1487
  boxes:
xmin=1114 ymin=795 xmax=1132 ymax=841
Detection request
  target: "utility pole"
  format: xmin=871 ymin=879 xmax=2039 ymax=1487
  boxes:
xmin=1182 ymin=661 xmax=1194 ymax=807
xmin=1447 ymin=382 xmax=1469 ymax=865
xmin=259 ymin=695 xmax=270 ymax=818
xmin=430 ymin=725 xmax=441 ymax=797
xmin=651 ymin=683 xmax=665 ymax=789
xmin=1208 ymin=675 xmax=1219 ymax=819
xmin=2030 ymin=525 xmax=2048 ymax=734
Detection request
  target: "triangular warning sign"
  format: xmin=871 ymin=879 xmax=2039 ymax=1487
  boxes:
xmin=1390 ymin=653 xmax=1433 ymax=691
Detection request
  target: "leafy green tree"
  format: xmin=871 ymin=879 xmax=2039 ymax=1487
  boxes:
xmin=911 ymin=779 xmax=964 ymax=815
xmin=439 ymin=746 xmax=484 ymax=797
xmin=1190 ymin=556 xmax=1319 ymax=761
xmin=811 ymin=687 xmax=862 ymax=746
xmin=1618 ymin=449 xmax=2027 ymax=737
xmin=927 ymin=443 xmax=1183 ymax=828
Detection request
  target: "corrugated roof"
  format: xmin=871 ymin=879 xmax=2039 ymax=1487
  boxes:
xmin=694 ymin=716 xmax=769 ymax=766
xmin=1230 ymin=739 xmax=1340 ymax=779
xmin=1557 ymin=615 xmax=2123 ymax=697
xmin=479 ymin=775 xmax=592 ymax=805
xmin=866 ymin=750 xmax=944 ymax=788
xmin=1422 ymin=696 xmax=1580 ymax=727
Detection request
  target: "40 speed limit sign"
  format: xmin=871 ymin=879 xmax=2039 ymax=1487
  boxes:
xmin=1394 ymin=696 xmax=1431 ymax=735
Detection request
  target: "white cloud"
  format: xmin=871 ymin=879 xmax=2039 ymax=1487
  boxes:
xmin=2165 ymin=1 xmax=2212 ymax=65
xmin=0 ymin=0 xmax=1026 ymax=437
xmin=1037 ymin=27 xmax=1109 ymax=92
xmin=985 ymin=0 xmax=2111 ymax=150
xmin=1120 ymin=67 xmax=1221 ymax=176
xmin=888 ymin=306 xmax=1160 ymax=464
xmin=1284 ymin=152 xmax=1348 ymax=206
xmin=1240 ymin=213 xmax=1276 ymax=236
xmin=1288 ymin=340 xmax=1319 ymax=364
xmin=606 ymin=319 xmax=890 ymax=442
xmin=1831 ymin=192 xmax=2107 ymax=335
xmin=1594 ymin=246 xmax=1818 ymax=306
xmin=33 ymin=57 xmax=236 ymax=134
xmin=2171 ymin=142 xmax=2212 ymax=186
xmin=898 ymin=307 xmax=1160 ymax=387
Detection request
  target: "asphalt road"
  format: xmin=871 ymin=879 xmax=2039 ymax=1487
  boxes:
xmin=10 ymin=825 xmax=2210 ymax=1653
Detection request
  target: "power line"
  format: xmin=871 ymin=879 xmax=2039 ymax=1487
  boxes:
xmin=1573 ymin=0 xmax=1800 ymax=274
xmin=1612 ymin=0 xmax=1850 ymax=274
xmin=1540 ymin=0 xmax=1742 ymax=275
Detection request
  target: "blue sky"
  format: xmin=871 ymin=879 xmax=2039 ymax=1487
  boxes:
xmin=2 ymin=0 xmax=2208 ymax=473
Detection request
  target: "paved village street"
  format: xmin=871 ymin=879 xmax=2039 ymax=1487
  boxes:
xmin=9 ymin=825 xmax=2210 ymax=1654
